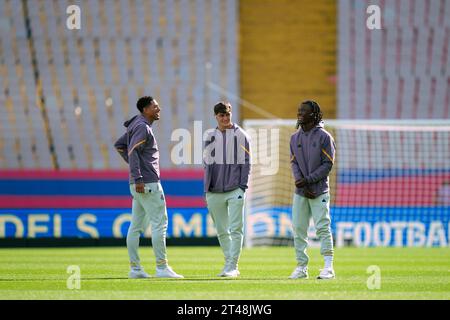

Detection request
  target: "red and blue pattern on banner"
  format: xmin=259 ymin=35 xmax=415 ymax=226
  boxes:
xmin=0 ymin=169 xmax=205 ymax=209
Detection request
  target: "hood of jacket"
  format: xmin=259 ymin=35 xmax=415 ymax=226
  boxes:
xmin=123 ymin=115 xmax=138 ymax=128
xmin=123 ymin=114 xmax=151 ymax=129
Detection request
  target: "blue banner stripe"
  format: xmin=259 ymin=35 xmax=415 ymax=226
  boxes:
xmin=0 ymin=209 xmax=209 ymax=238
xmin=0 ymin=180 xmax=204 ymax=196
xmin=1 ymin=207 xmax=448 ymax=247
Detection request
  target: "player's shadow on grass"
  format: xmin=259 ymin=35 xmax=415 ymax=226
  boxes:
xmin=0 ymin=277 xmax=130 ymax=281
xmin=0 ymin=277 xmax=286 ymax=281
xmin=122 ymin=277 xmax=288 ymax=281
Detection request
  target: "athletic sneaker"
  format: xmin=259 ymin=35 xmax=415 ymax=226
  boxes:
xmin=128 ymin=269 xmax=150 ymax=279
xmin=289 ymin=266 xmax=309 ymax=279
xmin=317 ymin=268 xmax=335 ymax=280
xmin=217 ymin=263 xmax=230 ymax=277
xmin=222 ymin=269 xmax=240 ymax=278
xmin=155 ymin=266 xmax=184 ymax=278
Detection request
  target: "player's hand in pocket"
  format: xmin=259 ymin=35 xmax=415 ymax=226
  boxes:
xmin=135 ymin=183 xmax=145 ymax=193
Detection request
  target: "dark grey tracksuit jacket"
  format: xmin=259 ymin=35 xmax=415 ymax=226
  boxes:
xmin=114 ymin=114 xmax=160 ymax=184
xmin=290 ymin=121 xmax=336 ymax=197
xmin=203 ymin=124 xmax=251 ymax=193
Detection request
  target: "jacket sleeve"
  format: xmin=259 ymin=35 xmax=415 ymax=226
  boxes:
xmin=290 ymin=138 xmax=303 ymax=182
xmin=239 ymin=134 xmax=251 ymax=190
xmin=128 ymin=124 xmax=149 ymax=184
xmin=114 ymin=133 xmax=129 ymax=164
xmin=305 ymin=134 xmax=335 ymax=184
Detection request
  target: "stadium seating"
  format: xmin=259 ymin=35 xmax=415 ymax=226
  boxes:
xmin=338 ymin=0 xmax=449 ymax=119
xmin=0 ymin=0 xmax=238 ymax=169
xmin=1 ymin=0 xmax=448 ymax=169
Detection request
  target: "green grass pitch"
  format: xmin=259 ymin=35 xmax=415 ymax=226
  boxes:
xmin=0 ymin=246 xmax=449 ymax=299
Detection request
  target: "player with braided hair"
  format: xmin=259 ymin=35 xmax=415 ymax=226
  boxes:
xmin=295 ymin=100 xmax=322 ymax=129
xmin=289 ymin=100 xmax=336 ymax=280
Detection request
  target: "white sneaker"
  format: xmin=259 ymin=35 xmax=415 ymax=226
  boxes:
xmin=317 ymin=268 xmax=335 ymax=280
xmin=289 ymin=266 xmax=309 ymax=279
xmin=128 ymin=269 xmax=150 ymax=279
xmin=217 ymin=264 xmax=229 ymax=277
xmin=223 ymin=269 xmax=240 ymax=278
xmin=217 ymin=261 xmax=237 ymax=277
xmin=155 ymin=266 xmax=184 ymax=278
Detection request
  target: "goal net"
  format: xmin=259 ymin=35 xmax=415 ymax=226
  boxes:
xmin=243 ymin=119 xmax=450 ymax=247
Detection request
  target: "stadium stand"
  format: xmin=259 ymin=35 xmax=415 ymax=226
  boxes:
xmin=0 ymin=0 xmax=238 ymax=169
xmin=338 ymin=0 xmax=449 ymax=119
xmin=0 ymin=0 xmax=52 ymax=169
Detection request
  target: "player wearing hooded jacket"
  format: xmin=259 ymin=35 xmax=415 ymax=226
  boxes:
xmin=289 ymin=100 xmax=336 ymax=280
xmin=114 ymin=96 xmax=183 ymax=279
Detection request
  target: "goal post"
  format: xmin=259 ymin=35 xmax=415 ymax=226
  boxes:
xmin=242 ymin=119 xmax=450 ymax=248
